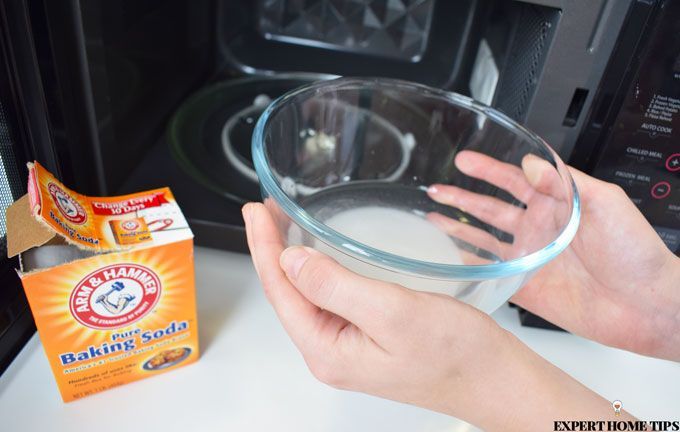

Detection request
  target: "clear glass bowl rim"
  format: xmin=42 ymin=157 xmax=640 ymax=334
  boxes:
xmin=252 ymin=77 xmax=581 ymax=280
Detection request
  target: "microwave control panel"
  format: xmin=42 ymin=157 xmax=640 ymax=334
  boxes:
xmin=590 ymin=0 xmax=680 ymax=255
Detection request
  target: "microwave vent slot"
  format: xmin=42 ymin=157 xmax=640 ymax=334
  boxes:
xmin=494 ymin=4 xmax=559 ymax=122
xmin=0 ymin=103 xmax=23 ymax=239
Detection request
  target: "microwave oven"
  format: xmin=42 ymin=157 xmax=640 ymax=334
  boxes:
xmin=0 ymin=0 xmax=678 ymax=371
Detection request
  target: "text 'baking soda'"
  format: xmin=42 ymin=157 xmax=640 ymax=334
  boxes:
xmin=5 ymin=162 xmax=199 ymax=402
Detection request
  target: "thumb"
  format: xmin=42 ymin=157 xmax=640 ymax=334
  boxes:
xmin=279 ymin=246 xmax=413 ymax=342
xmin=521 ymin=154 xmax=568 ymax=200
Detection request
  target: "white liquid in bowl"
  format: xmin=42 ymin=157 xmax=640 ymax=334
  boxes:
xmin=288 ymin=203 xmax=527 ymax=312
xmin=322 ymin=206 xmax=463 ymax=265
xmin=299 ymin=206 xmax=466 ymax=296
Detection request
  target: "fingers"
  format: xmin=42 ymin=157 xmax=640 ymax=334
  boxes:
xmin=426 ymin=212 xmax=508 ymax=262
xmin=455 ymin=150 xmax=535 ymax=203
xmin=262 ymin=196 xmax=293 ymax=235
xmin=242 ymin=203 xmax=331 ymax=349
xmin=454 ymin=150 xmax=570 ymax=203
xmin=427 ymin=184 xmax=523 ymax=234
xmin=279 ymin=246 xmax=414 ymax=345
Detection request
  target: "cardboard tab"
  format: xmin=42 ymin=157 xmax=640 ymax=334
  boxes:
xmin=6 ymin=195 xmax=56 ymax=258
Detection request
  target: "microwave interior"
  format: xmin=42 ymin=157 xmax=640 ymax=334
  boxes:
xmin=29 ymin=0 xmax=564 ymax=250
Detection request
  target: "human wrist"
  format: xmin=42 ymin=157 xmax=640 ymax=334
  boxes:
xmin=434 ymin=323 xmax=549 ymax=430
xmin=650 ymin=254 xmax=680 ymax=361
xmin=442 ymin=327 xmax=634 ymax=431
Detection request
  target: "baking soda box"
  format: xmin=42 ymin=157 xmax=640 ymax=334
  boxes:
xmin=5 ymin=162 xmax=199 ymax=402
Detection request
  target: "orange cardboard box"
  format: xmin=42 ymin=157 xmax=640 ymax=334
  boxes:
xmin=5 ymin=162 xmax=199 ymax=402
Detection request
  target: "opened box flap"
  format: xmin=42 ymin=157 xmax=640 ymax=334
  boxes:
xmin=6 ymin=162 xmax=192 ymax=260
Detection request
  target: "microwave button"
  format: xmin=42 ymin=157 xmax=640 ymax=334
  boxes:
xmin=651 ymin=181 xmax=672 ymax=199
xmin=665 ymin=153 xmax=680 ymax=172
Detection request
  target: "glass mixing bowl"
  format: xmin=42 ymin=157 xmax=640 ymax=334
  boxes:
xmin=252 ymin=78 xmax=580 ymax=313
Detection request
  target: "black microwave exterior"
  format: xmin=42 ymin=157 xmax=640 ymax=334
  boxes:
xmin=519 ymin=0 xmax=678 ymax=330
xmin=0 ymin=1 xmax=41 ymax=374
xmin=572 ymin=0 xmax=680 ymax=257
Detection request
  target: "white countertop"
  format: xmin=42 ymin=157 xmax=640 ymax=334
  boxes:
xmin=1 ymin=247 xmax=678 ymax=431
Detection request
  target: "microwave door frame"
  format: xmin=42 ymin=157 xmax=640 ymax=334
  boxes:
xmin=0 ymin=0 xmax=63 ymax=375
